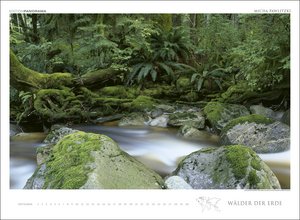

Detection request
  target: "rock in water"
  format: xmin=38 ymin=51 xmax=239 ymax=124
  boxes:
xmin=168 ymin=112 xmax=205 ymax=129
xmin=165 ymin=176 xmax=192 ymax=189
xmin=178 ymin=125 xmax=219 ymax=143
xmin=149 ymin=115 xmax=169 ymax=127
xmin=10 ymin=123 xmax=22 ymax=136
xmin=170 ymin=145 xmax=281 ymax=189
xmin=24 ymin=131 xmax=165 ymax=189
xmin=118 ymin=112 xmax=149 ymax=126
xmin=203 ymin=102 xmax=250 ymax=133
xmin=220 ymin=114 xmax=290 ymax=153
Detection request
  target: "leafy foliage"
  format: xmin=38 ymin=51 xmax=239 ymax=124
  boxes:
xmin=229 ymin=14 xmax=290 ymax=91
xmin=10 ymin=13 xmax=290 ymax=102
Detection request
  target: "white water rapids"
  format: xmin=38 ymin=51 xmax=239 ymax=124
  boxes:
xmin=10 ymin=125 xmax=290 ymax=189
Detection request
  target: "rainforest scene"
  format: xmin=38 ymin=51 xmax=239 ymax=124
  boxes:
xmin=9 ymin=14 xmax=290 ymax=189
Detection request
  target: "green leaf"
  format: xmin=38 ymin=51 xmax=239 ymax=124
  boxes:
xmin=150 ymin=69 xmax=157 ymax=81
xmin=197 ymin=78 xmax=204 ymax=91
xmin=157 ymin=62 xmax=173 ymax=76
xmin=214 ymin=79 xmax=223 ymax=90
xmin=191 ymin=73 xmax=200 ymax=83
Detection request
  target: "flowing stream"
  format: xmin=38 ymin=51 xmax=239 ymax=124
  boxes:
xmin=10 ymin=124 xmax=290 ymax=189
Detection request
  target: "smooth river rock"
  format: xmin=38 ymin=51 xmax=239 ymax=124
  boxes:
xmin=164 ymin=176 xmax=192 ymax=189
xmin=220 ymin=114 xmax=290 ymax=153
xmin=149 ymin=114 xmax=169 ymax=127
xmin=249 ymin=105 xmax=276 ymax=120
xmin=170 ymin=145 xmax=281 ymax=189
xmin=168 ymin=112 xmax=205 ymax=129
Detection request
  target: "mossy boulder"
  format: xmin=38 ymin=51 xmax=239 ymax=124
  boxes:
xmin=129 ymin=95 xmax=157 ymax=112
xmin=170 ymin=145 xmax=281 ymax=189
xmin=220 ymin=114 xmax=290 ymax=153
xmin=168 ymin=112 xmax=205 ymax=129
xmin=25 ymin=131 xmax=165 ymax=189
xmin=203 ymin=101 xmax=250 ymax=133
xmin=118 ymin=112 xmax=149 ymax=127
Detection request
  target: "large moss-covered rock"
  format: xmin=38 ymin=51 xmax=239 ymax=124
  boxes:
xmin=220 ymin=114 xmax=290 ymax=153
xmin=203 ymin=101 xmax=250 ymax=133
xmin=25 ymin=131 xmax=165 ymax=189
xmin=168 ymin=112 xmax=205 ymax=129
xmin=170 ymin=145 xmax=281 ymax=189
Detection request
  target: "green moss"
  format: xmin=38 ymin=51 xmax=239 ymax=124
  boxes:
xmin=203 ymin=102 xmax=224 ymax=125
xmin=181 ymin=91 xmax=199 ymax=102
xmin=176 ymin=77 xmax=191 ymax=91
xmin=250 ymin=156 xmax=262 ymax=171
xmin=222 ymin=114 xmax=274 ymax=135
xmin=142 ymin=88 xmax=163 ymax=98
xmin=224 ymin=145 xmax=252 ymax=180
xmin=248 ymin=170 xmax=260 ymax=187
xmin=99 ymin=86 xmax=128 ymax=98
xmin=10 ymin=50 xmax=73 ymax=91
xmin=44 ymin=131 xmax=106 ymax=189
xmin=130 ymin=95 xmax=156 ymax=111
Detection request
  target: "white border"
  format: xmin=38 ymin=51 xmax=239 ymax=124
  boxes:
xmin=1 ymin=1 xmax=299 ymax=219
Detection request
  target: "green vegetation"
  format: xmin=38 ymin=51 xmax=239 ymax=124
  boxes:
xmin=248 ymin=170 xmax=260 ymax=187
xmin=225 ymin=145 xmax=251 ymax=180
xmin=10 ymin=14 xmax=290 ymax=125
xmin=44 ymin=131 xmax=102 ymax=188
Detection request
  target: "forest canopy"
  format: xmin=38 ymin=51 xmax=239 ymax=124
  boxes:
xmin=10 ymin=14 xmax=290 ymax=125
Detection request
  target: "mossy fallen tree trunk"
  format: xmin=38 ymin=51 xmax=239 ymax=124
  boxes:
xmin=10 ymin=50 xmax=73 ymax=92
xmin=10 ymin=50 xmax=127 ymax=122
xmin=10 ymin=50 xmax=123 ymax=92
xmin=78 ymin=68 xmax=122 ymax=88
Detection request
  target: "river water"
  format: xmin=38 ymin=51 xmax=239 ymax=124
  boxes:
xmin=10 ymin=124 xmax=290 ymax=189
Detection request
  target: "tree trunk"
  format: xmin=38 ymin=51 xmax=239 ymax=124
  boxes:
xmin=10 ymin=50 xmax=123 ymax=92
